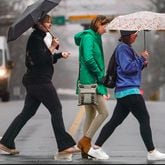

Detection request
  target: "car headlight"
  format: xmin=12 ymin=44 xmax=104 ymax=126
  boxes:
xmin=0 ymin=68 xmax=7 ymax=77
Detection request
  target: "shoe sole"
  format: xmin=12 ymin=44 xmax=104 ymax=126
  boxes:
xmin=54 ymin=153 xmax=72 ymax=161
xmin=59 ymin=148 xmax=80 ymax=154
xmin=148 ymin=158 xmax=165 ymax=161
xmin=0 ymin=144 xmax=19 ymax=155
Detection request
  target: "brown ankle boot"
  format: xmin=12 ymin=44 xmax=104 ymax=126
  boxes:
xmin=78 ymin=136 xmax=91 ymax=154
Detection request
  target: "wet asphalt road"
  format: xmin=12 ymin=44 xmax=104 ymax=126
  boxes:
xmin=0 ymin=100 xmax=165 ymax=164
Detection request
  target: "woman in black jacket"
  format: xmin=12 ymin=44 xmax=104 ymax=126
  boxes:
xmin=0 ymin=15 xmax=78 ymax=157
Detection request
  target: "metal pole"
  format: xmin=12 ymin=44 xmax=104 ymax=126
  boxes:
xmin=144 ymin=30 xmax=147 ymax=50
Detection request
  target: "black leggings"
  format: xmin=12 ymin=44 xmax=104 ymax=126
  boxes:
xmin=95 ymin=94 xmax=155 ymax=151
xmin=0 ymin=83 xmax=76 ymax=152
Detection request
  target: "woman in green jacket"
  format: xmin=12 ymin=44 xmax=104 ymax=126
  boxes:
xmin=74 ymin=15 xmax=110 ymax=159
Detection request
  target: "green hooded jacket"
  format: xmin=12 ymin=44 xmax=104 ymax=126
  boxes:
xmin=74 ymin=29 xmax=108 ymax=95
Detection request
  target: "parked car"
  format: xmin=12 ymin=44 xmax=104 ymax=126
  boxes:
xmin=0 ymin=36 xmax=15 ymax=102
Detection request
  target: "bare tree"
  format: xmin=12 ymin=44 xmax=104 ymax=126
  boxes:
xmin=0 ymin=1 xmax=9 ymax=14
xmin=151 ymin=0 xmax=165 ymax=12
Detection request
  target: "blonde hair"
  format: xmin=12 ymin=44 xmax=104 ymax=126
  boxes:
xmin=90 ymin=15 xmax=110 ymax=32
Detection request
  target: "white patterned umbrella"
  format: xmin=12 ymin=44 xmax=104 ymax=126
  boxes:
xmin=107 ymin=11 xmax=165 ymax=31
xmin=107 ymin=11 xmax=165 ymax=50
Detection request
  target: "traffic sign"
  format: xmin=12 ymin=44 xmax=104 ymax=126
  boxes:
xmin=52 ymin=16 xmax=66 ymax=25
xmin=68 ymin=15 xmax=96 ymax=24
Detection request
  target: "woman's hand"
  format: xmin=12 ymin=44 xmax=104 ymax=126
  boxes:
xmin=103 ymin=93 xmax=111 ymax=100
xmin=62 ymin=52 xmax=71 ymax=59
xmin=52 ymin=38 xmax=59 ymax=48
xmin=141 ymin=50 xmax=149 ymax=60
xmin=49 ymin=38 xmax=59 ymax=53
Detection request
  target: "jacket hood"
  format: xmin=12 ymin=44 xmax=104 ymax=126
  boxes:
xmin=74 ymin=29 xmax=98 ymax=46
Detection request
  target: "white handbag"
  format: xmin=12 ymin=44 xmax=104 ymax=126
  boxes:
xmin=78 ymin=83 xmax=98 ymax=106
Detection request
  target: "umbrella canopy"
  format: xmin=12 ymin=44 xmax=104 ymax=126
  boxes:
xmin=106 ymin=11 xmax=165 ymax=50
xmin=7 ymin=0 xmax=61 ymax=42
xmin=107 ymin=11 xmax=165 ymax=31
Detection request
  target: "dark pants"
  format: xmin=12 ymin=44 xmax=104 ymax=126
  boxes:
xmin=95 ymin=94 xmax=155 ymax=151
xmin=0 ymin=83 xmax=76 ymax=152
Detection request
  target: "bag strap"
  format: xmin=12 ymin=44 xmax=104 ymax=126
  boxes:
xmin=78 ymin=58 xmax=81 ymax=83
xmin=106 ymin=48 xmax=117 ymax=76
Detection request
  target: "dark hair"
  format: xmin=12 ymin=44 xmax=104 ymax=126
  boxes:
xmin=90 ymin=15 xmax=110 ymax=32
xmin=119 ymin=31 xmax=137 ymax=45
xmin=119 ymin=35 xmax=132 ymax=45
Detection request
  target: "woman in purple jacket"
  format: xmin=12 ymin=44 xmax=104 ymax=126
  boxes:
xmin=85 ymin=30 xmax=165 ymax=161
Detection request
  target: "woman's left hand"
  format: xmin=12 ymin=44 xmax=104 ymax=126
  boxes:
xmin=62 ymin=52 xmax=71 ymax=59
xmin=103 ymin=93 xmax=111 ymax=100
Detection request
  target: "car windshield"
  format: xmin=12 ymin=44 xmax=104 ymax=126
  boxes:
xmin=0 ymin=50 xmax=2 ymax=66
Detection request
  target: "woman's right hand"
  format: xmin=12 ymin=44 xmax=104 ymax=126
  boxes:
xmin=49 ymin=38 xmax=59 ymax=53
xmin=51 ymin=38 xmax=59 ymax=49
xmin=141 ymin=50 xmax=149 ymax=60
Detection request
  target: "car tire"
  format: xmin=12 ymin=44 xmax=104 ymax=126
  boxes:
xmin=1 ymin=92 xmax=10 ymax=102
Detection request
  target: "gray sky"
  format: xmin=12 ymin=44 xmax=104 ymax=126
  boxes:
xmin=10 ymin=0 xmax=154 ymax=16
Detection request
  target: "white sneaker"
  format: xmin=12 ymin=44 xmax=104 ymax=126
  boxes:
xmin=88 ymin=147 xmax=109 ymax=160
xmin=147 ymin=149 xmax=165 ymax=161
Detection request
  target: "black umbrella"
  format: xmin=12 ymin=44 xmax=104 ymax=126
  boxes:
xmin=7 ymin=0 xmax=61 ymax=42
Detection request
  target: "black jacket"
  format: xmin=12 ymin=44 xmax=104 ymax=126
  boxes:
xmin=23 ymin=28 xmax=62 ymax=85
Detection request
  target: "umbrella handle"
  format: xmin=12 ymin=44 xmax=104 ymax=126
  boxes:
xmin=46 ymin=28 xmax=59 ymax=50
xmin=48 ymin=30 xmax=56 ymax=39
xmin=40 ymin=24 xmax=56 ymax=38
xmin=144 ymin=31 xmax=147 ymax=51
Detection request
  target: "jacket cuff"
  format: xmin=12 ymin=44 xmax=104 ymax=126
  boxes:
xmin=54 ymin=52 xmax=63 ymax=59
